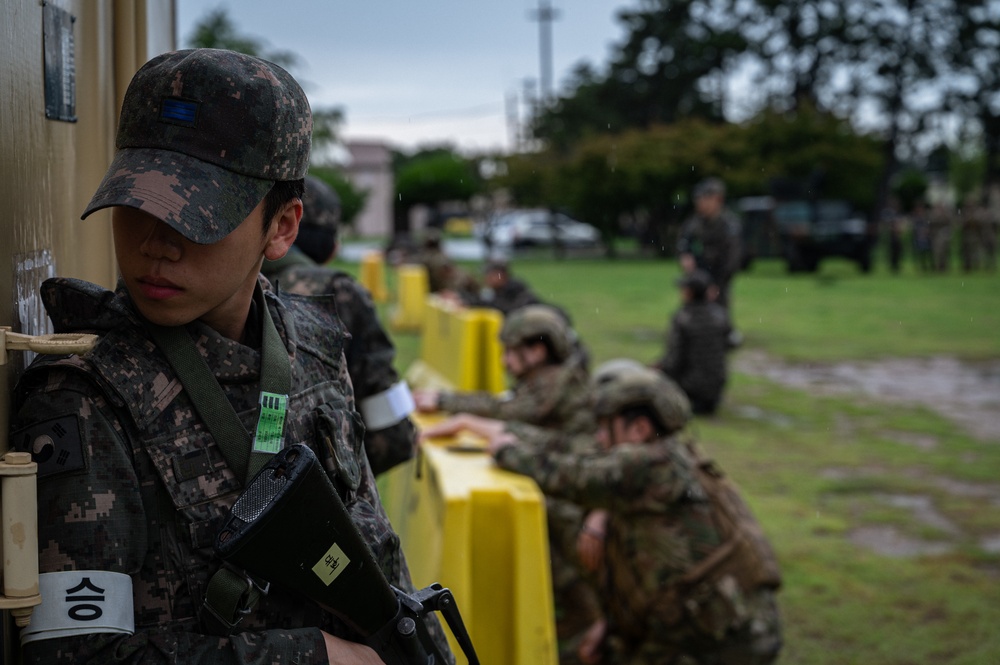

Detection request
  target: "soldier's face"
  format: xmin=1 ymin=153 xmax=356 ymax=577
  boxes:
xmin=596 ymin=415 xmax=646 ymax=449
xmin=113 ymin=200 xmax=289 ymax=339
xmin=695 ymin=194 xmax=723 ymax=218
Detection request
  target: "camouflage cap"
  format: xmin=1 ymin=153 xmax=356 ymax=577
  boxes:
xmin=593 ymin=364 xmax=692 ymax=434
xmin=694 ymin=177 xmax=726 ymax=199
xmin=82 ymin=48 xmax=312 ymax=244
xmin=500 ymin=304 xmax=573 ymax=362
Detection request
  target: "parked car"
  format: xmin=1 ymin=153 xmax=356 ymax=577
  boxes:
xmin=736 ymin=196 xmax=874 ymax=273
xmin=478 ymin=209 xmax=602 ymax=249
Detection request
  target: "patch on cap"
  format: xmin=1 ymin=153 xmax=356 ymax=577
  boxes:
xmin=159 ymin=97 xmax=199 ymax=127
xmin=82 ymin=48 xmax=312 ymax=243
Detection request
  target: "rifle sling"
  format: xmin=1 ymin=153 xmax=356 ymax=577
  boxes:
xmin=143 ymin=284 xmax=292 ymax=633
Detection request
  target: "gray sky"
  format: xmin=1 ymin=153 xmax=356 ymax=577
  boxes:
xmin=175 ymin=1 xmax=631 ymax=154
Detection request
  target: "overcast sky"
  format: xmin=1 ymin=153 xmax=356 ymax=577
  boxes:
xmin=175 ymin=1 xmax=631 ymax=154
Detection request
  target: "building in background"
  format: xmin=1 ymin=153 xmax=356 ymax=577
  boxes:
xmin=345 ymin=140 xmax=394 ymax=238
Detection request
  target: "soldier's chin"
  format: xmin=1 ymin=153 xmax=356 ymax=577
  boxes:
xmin=130 ymin=298 xmax=196 ymax=329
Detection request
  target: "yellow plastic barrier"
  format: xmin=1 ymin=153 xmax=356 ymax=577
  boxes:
xmin=420 ymin=297 xmax=481 ymax=391
xmin=474 ymin=309 xmax=506 ymax=395
xmin=359 ymin=250 xmax=389 ymax=303
xmin=390 ymin=264 xmax=429 ymax=332
xmin=417 ymin=297 xmax=506 ymax=394
xmin=378 ymin=415 xmax=558 ymax=665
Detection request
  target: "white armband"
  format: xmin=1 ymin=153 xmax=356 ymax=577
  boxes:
xmin=359 ymin=381 xmax=415 ymax=430
xmin=21 ymin=571 xmax=134 ymax=645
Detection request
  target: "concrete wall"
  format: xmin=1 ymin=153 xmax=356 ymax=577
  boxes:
xmin=344 ymin=140 xmax=394 ymax=238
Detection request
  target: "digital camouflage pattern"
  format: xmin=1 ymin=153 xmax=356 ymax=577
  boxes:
xmin=82 ymin=49 xmax=312 ymax=244
xmin=263 ymin=249 xmax=416 ymax=476
xmin=10 ymin=277 xmax=451 ymax=665
xmin=494 ymin=427 xmax=782 ymax=665
xmin=654 ymin=299 xmax=733 ymax=415
xmin=676 ymin=208 xmax=742 ymax=308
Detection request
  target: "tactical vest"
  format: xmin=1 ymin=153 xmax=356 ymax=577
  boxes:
xmin=15 ymin=278 xmax=400 ymax=635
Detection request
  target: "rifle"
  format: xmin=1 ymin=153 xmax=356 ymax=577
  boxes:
xmin=214 ymin=443 xmax=479 ymax=665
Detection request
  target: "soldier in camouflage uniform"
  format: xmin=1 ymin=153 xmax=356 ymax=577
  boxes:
xmin=415 ymin=304 xmax=601 ymax=663
xmin=929 ymin=202 xmax=954 ymax=272
xmin=413 ymin=304 xmax=594 ymax=434
xmin=461 ymin=258 xmax=543 ymax=314
xmin=414 ymin=227 xmax=478 ymax=295
xmin=424 ymin=365 xmax=783 ymax=665
xmin=262 ymin=175 xmax=417 ymax=476
xmin=10 ymin=49 xmax=451 ymax=665
xmin=677 ymin=178 xmax=742 ymax=310
xmin=653 ymin=270 xmax=733 ymax=415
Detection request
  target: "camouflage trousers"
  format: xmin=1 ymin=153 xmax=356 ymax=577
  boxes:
xmin=606 ymin=587 xmax=782 ymax=665
xmin=548 ymin=497 xmax=602 ymax=665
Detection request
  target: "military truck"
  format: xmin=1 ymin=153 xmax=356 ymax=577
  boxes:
xmin=737 ymin=196 xmax=874 ymax=273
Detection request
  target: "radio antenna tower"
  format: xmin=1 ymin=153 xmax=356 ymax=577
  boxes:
xmin=529 ymin=0 xmax=560 ymax=106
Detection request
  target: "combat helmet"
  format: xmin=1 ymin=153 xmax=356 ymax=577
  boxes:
xmin=592 ymin=363 xmax=692 ymax=434
xmin=499 ymin=304 xmax=574 ymax=362
xmin=592 ymin=357 xmax=646 ymax=385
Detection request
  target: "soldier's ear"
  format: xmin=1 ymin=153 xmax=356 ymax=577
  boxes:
xmin=264 ymin=198 xmax=302 ymax=260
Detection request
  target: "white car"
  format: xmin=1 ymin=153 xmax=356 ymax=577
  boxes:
xmin=480 ymin=209 xmax=602 ymax=249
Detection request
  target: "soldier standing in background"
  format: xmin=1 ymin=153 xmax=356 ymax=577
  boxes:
xmin=262 ymin=175 xmax=417 ymax=476
xmin=910 ymin=200 xmax=933 ymax=273
xmin=677 ymin=178 xmax=743 ymax=311
xmin=654 ymin=270 xmax=734 ymax=415
xmin=422 ymin=364 xmax=783 ymax=665
xmin=929 ymin=202 xmax=954 ymax=272
xmin=981 ymin=204 xmax=998 ymax=272
xmin=10 ymin=49 xmax=450 ymax=664
xmin=960 ymin=201 xmax=984 ymax=272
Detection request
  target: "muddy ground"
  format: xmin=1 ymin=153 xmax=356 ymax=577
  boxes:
xmin=733 ymin=351 xmax=1000 ymax=443
xmin=732 ymin=351 xmax=1000 ymax=557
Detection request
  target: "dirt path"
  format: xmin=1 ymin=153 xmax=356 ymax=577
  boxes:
xmin=733 ymin=350 xmax=1000 ymax=443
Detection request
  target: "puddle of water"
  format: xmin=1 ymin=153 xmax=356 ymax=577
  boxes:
xmin=980 ymin=535 xmax=1000 ymax=554
xmin=734 ymin=405 xmax=794 ymax=429
xmin=883 ymin=430 xmax=938 ymax=450
xmin=734 ymin=352 xmax=1000 ymax=442
xmin=874 ymin=494 xmax=961 ymax=535
xmin=849 ymin=526 xmax=954 ymax=558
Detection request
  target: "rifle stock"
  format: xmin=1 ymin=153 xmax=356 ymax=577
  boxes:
xmin=215 ymin=443 xmax=478 ymax=664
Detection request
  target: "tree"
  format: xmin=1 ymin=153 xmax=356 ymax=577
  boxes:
xmin=184 ymin=8 xmax=346 ymax=163
xmin=533 ymin=0 xmax=751 ymax=146
xmin=308 ymin=165 xmax=368 ymax=227
xmin=185 ymin=9 xmax=299 ymax=69
xmin=949 ymin=0 xmax=1000 ymax=203
xmin=393 ymin=149 xmax=482 ymax=234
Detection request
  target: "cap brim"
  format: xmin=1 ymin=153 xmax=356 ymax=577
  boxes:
xmin=82 ymin=148 xmax=275 ymax=244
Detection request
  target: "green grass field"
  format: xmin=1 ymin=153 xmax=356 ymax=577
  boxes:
xmin=339 ymin=252 xmax=1000 ymax=665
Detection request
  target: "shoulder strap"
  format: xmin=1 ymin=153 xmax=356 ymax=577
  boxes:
xmin=144 ymin=286 xmax=291 ymax=485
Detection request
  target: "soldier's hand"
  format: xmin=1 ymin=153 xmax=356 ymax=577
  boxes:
xmin=577 ymin=509 xmax=608 ymax=573
xmin=577 ymin=617 xmax=607 ymax=665
xmin=321 ymin=631 xmax=383 ymax=664
xmin=413 ymin=389 xmax=441 ymax=412
xmin=680 ymin=253 xmax=696 ymax=273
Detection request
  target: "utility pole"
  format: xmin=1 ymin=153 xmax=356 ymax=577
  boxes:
xmin=529 ymin=0 xmax=559 ymax=107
